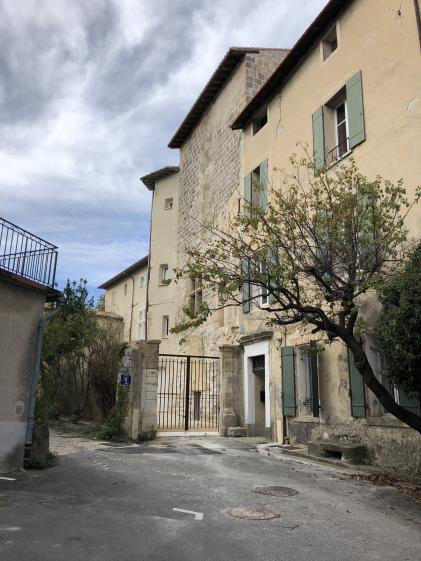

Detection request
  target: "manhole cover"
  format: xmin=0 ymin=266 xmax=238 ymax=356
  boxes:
xmin=254 ymin=486 xmax=298 ymax=497
xmin=226 ymin=507 xmax=280 ymax=520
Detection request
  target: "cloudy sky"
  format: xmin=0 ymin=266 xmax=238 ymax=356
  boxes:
xmin=0 ymin=0 xmax=327 ymax=296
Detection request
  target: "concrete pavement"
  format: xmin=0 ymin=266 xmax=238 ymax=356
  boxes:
xmin=0 ymin=432 xmax=420 ymax=561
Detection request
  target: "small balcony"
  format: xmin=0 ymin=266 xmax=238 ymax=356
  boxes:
xmin=326 ymin=137 xmax=351 ymax=167
xmin=0 ymin=217 xmax=58 ymax=289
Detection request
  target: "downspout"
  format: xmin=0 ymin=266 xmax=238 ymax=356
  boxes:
xmin=145 ymin=189 xmax=154 ymax=341
xmin=24 ymin=305 xmax=61 ymax=464
xmin=414 ymin=0 xmax=421 ymax=52
xmin=128 ymin=274 xmax=135 ymax=342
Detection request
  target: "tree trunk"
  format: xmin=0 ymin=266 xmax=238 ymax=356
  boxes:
xmin=346 ymin=336 xmax=421 ymax=434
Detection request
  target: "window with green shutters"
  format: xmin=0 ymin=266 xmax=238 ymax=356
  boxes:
xmin=281 ymin=346 xmax=296 ymax=416
xmin=243 ymin=159 xmax=269 ymax=212
xmin=312 ymin=70 xmax=366 ymax=169
xmin=347 ymin=347 xmax=367 ymax=418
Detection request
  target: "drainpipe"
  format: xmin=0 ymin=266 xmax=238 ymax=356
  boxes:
xmin=145 ymin=190 xmax=154 ymax=341
xmin=24 ymin=305 xmax=61 ymax=464
xmin=414 ymin=0 xmax=421 ymax=52
xmin=128 ymin=274 xmax=135 ymax=342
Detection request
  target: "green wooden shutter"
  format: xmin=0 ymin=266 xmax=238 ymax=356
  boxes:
xmin=244 ymin=173 xmax=252 ymax=216
xmin=346 ymin=70 xmax=366 ymax=149
xmin=397 ymin=389 xmax=421 ymax=415
xmin=309 ymin=341 xmax=320 ymax=417
xmin=312 ymin=106 xmax=325 ymax=170
xmin=241 ymin=257 xmax=250 ymax=314
xmin=347 ymin=347 xmax=366 ymax=417
xmin=281 ymin=346 xmax=296 ymax=416
xmin=259 ymin=159 xmax=268 ymax=210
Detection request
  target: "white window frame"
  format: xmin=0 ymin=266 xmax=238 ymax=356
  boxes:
xmin=159 ymin=264 xmax=169 ymax=284
xmin=162 ymin=315 xmax=169 ymax=338
xmin=139 ymin=274 xmax=145 ymax=288
xmin=334 ymin=99 xmax=349 ymax=159
xmin=137 ymin=308 xmax=146 ymax=340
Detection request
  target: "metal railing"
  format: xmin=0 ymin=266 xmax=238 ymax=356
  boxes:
xmin=326 ymin=137 xmax=350 ymax=166
xmin=0 ymin=217 xmax=58 ymax=288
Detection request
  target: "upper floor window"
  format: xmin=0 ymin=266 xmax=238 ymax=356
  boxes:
xmin=321 ymin=23 xmax=338 ymax=61
xmin=124 ymin=282 xmax=128 ymax=296
xmin=312 ymin=70 xmax=365 ymax=169
xmin=252 ymin=106 xmax=268 ymax=135
xmin=139 ymin=274 xmax=145 ymax=288
xmin=159 ymin=264 xmax=169 ymax=284
xmin=244 ymin=160 xmax=268 ymax=213
xmin=138 ymin=308 xmax=146 ymax=340
xmin=164 ymin=198 xmax=174 ymax=210
xmin=189 ymin=276 xmax=203 ymax=314
xmin=162 ymin=315 xmax=170 ymax=338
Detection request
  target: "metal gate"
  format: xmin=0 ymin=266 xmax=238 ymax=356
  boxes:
xmin=157 ymin=354 xmax=220 ymax=431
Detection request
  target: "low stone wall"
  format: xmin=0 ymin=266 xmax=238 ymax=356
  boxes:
xmin=310 ymin=421 xmax=421 ymax=476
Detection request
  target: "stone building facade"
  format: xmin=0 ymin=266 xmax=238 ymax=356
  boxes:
xmin=229 ymin=0 xmax=421 ymax=473
xmin=169 ymin=47 xmax=288 ymax=358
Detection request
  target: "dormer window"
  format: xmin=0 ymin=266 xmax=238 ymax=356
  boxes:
xmin=321 ymin=23 xmax=338 ymax=61
xmin=252 ymin=106 xmax=268 ymax=135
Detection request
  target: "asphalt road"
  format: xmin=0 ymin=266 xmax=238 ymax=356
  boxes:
xmin=0 ymin=433 xmax=420 ymax=561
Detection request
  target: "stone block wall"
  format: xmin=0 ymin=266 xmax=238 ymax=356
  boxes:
xmin=175 ymin=49 xmax=286 ymax=358
xmin=121 ymin=341 xmax=159 ymax=440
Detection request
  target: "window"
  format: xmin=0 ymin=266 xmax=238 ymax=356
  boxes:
xmin=312 ymin=71 xmax=365 ymax=169
xmin=162 ymin=315 xmax=169 ymax=338
xmin=321 ymin=23 xmax=338 ymax=61
xmin=296 ymin=344 xmax=319 ymax=417
xmin=251 ymin=261 xmax=268 ymax=308
xmin=159 ymin=264 xmax=169 ymax=284
xmin=124 ymin=282 xmax=128 ymax=296
xmin=111 ymin=291 xmax=116 ymax=305
xmin=139 ymin=274 xmax=145 ymax=288
xmin=252 ymin=106 xmax=268 ymax=135
xmin=137 ymin=308 xmax=146 ymax=340
xmin=244 ymin=160 xmax=268 ymax=215
xmin=164 ymin=198 xmax=173 ymax=210
xmin=189 ymin=276 xmax=203 ymax=314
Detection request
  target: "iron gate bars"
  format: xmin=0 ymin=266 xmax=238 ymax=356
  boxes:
xmin=158 ymin=354 xmax=220 ymax=431
xmin=0 ymin=217 xmax=58 ymax=288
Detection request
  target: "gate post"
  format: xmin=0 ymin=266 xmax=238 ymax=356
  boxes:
xmin=120 ymin=340 xmax=160 ymax=439
xmin=219 ymin=345 xmax=241 ymax=436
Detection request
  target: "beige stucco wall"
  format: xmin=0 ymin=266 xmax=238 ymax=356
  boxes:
xmin=104 ymin=264 xmax=148 ymax=343
xmin=147 ymin=172 xmax=179 ymax=354
xmin=0 ymin=278 xmax=46 ymax=472
xmin=237 ymin=0 xmax=421 ymax=458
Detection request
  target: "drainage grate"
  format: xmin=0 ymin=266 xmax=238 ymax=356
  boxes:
xmin=253 ymin=486 xmax=298 ymax=497
xmin=226 ymin=507 xmax=280 ymax=520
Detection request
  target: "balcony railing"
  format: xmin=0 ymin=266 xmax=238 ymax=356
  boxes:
xmin=326 ymin=137 xmax=350 ymax=167
xmin=0 ymin=217 xmax=58 ymax=289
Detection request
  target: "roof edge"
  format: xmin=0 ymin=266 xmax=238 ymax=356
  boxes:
xmin=168 ymin=47 xmax=277 ymax=149
xmin=231 ymin=0 xmax=353 ymax=130
xmin=98 ymin=255 xmax=149 ymax=289
xmin=140 ymin=166 xmax=179 ymax=191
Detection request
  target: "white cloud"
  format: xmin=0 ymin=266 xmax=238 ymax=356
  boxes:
xmin=0 ymin=0 xmax=328 ymax=295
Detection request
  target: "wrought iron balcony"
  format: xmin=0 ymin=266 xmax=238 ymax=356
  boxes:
xmin=0 ymin=217 xmax=58 ymax=289
xmin=326 ymin=137 xmax=350 ymax=167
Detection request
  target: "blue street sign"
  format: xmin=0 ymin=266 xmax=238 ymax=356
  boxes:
xmin=120 ymin=373 xmax=132 ymax=386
